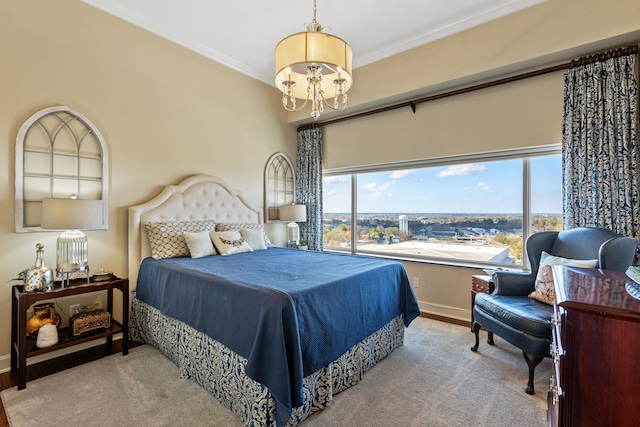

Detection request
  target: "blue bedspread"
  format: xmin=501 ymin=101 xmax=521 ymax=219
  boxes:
xmin=135 ymin=247 xmax=420 ymax=424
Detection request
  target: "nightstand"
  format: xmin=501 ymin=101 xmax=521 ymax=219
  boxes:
xmin=471 ymin=274 xmax=494 ymax=341
xmin=10 ymin=277 xmax=129 ymax=390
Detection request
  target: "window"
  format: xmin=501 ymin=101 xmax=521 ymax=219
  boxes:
xmin=323 ymin=146 xmax=562 ymax=269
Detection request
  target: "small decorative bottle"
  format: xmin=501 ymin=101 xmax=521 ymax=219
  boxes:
xmin=24 ymin=243 xmax=54 ymax=292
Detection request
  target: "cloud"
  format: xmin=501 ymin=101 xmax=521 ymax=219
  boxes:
xmin=478 ymin=182 xmax=491 ymax=191
xmin=437 ymin=164 xmax=487 ymax=177
xmin=377 ymin=181 xmax=393 ymax=191
xmin=324 ymin=175 xmax=349 ymax=184
xmin=324 ymin=188 xmax=337 ymax=196
xmin=361 ymin=181 xmax=394 ymax=191
xmin=390 ymin=170 xmax=414 ymax=179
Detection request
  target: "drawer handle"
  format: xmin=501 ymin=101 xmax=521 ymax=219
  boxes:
xmin=550 ymin=343 xmax=563 ymax=362
xmin=549 ymin=378 xmax=560 ymax=405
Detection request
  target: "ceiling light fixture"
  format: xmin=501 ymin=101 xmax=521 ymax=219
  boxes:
xmin=275 ymin=0 xmax=353 ymax=121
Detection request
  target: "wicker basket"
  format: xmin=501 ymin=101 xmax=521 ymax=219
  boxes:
xmin=70 ymin=304 xmax=111 ymax=336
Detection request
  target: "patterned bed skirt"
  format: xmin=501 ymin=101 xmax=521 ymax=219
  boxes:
xmin=129 ymin=297 xmax=405 ymax=426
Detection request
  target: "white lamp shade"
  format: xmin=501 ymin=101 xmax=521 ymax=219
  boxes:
xmin=279 ymin=204 xmax=307 ymax=222
xmin=275 ymin=31 xmax=353 ymax=100
xmin=41 ymin=199 xmax=103 ymax=230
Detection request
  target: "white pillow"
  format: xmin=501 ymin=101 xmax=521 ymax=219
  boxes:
xmin=528 ymin=251 xmax=598 ymax=305
xmin=210 ymin=230 xmax=253 ymax=256
xmin=240 ymin=228 xmax=267 ymax=250
xmin=183 ymin=231 xmax=216 ymax=258
xmin=216 ymin=223 xmax=274 ymax=247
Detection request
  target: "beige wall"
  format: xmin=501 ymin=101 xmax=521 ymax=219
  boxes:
xmin=1 ymin=0 xmax=639 ymax=371
xmin=0 ymin=1 xmax=296 ymax=370
xmin=318 ymin=0 xmax=640 ymax=321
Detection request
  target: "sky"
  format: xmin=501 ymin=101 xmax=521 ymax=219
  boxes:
xmin=323 ymin=155 xmax=562 ymax=214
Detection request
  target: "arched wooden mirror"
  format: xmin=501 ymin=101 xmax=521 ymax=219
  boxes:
xmin=265 ymin=152 xmax=295 ymax=222
xmin=15 ymin=106 xmax=109 ymax=232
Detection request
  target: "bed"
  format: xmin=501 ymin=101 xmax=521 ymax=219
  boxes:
xmin=128 ymin=175 xmax=421 ymax=426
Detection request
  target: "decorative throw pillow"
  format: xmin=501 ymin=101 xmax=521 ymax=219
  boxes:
xmin=145 ymin=220 xmax=217 ymax=259
xmin=183 ymin=231 xmax=217 ymax=258
xmin=240 ymin=228 xmax=267 ymax=250
xmin=528 ymin=251 xmax=598 ymax=305
xmin=210 ymin=230 xmax=254 ymax=256
xmin=216 ymin=222 xmax=274 ymax=248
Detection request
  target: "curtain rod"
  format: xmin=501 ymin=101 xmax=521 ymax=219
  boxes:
xmin=297 ymin=44 xmax=638 ymax=132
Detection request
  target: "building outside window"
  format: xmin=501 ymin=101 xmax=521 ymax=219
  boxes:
xmin=323 ymin=147 xmax=562 ymax=270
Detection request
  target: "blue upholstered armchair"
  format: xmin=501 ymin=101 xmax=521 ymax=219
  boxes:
xmin=471 ymin=227 xmax=638 ymax=394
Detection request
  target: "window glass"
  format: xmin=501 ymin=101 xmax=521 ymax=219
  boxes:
xmin=530 ymin=155 xmax=563 ymax=233
xmin=323 ymin=150 xmax=562 ymax=269
xmin=354 ymin=159 xmax=522 ymax=265
xmin=322 ymin=175 xmax=352 ymax=249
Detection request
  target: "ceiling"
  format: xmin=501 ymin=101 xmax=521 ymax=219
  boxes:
xmin=82 ymin=0 xmax=545 ymax=87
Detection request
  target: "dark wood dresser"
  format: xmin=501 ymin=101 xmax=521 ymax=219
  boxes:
xmin=549 ymin=266 xmax=640 ymax=427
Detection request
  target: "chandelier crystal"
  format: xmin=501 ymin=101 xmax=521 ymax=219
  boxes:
xmin=275 ymin=0 xmax=353 ymax=121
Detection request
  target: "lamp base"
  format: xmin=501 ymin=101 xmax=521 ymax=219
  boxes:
xmin=58 ymin=267 xmax=90 ymax=287
xmin=56 ymin=230 xmax=91 ymax=286
xmin=286 ymin=222 xmax=300 ymax=248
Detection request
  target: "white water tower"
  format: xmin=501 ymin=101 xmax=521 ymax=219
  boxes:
xmin=399 ymin=215 xmax=408 ymax=234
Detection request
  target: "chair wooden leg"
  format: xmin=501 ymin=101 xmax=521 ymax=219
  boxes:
xmin=487 ymin=331 xmax=494 ymax=345
xmin=523 ymin=351 xmax=543 ymax=395
xmin=471 ymin=321 xmax=481 ymax=351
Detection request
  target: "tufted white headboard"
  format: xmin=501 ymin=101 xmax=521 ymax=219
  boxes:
xmin=128 ymin=175 xmax=263 ymax=289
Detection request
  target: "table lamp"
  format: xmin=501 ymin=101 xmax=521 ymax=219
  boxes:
xmin=279 ymin=204 xmax=307 ymax=248
xmin=41 ymin=198 xmax=103 ymax=286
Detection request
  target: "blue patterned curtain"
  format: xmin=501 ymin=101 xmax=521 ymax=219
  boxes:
xmin=562 ymin=52 xmax=639 ymax=240
xmin=296 ymin=128 xmax=323 ymax=251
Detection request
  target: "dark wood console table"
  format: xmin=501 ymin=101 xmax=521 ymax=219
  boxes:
xmin=549 ymin=266 xmax=640 ymax=427
xmin=10 ymin=277 xmax=129 ymax=390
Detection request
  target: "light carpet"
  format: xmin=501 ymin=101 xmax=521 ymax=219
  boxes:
xmin=1 ymin=317 xmax=551 ymax=426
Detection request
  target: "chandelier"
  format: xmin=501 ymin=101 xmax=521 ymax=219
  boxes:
xmin=275 ymin=0 xmax=353 ymax=121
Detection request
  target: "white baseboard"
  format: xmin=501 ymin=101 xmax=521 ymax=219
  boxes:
xmin=418 ymin=299 xmax=471 ymax=323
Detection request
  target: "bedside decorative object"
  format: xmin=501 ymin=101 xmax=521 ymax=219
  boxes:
xmin=625 ymin=265 xmax=640 ymax=284
xmin=24 ymin=243 xmax=54 ymax=292
xmin=92 ymin=269 xmax=115 ymax=282
xmin=70 ymin=303 xmax=111 ymax=336
xmin=626 ymin=281 xmax=640 ymax=300
xmin=26 ymin=302 xmax=61 ymax=337
xmin=35 ymin=323 xmax=58 ymax=348
xmin=41 ymin=198 xmax=103 ymax=286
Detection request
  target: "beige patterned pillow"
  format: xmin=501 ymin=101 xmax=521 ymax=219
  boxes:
xmin=145 ymin=220 xmax=217 ymax=259
xmin=528 ymin=251 xmax=598 ymax=305
xmin=210 ymin=230 xmax=253 ymax=256
xmin=215 ymin=222 xmax=274 ymax=247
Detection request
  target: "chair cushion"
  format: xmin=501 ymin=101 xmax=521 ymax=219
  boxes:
xmin=528 ymin=251 xmax=598 ymax=305
xmin=475 ymin=294 xmax=554 ymax=338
